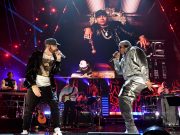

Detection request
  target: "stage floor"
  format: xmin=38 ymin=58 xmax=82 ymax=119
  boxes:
xmin=0 ymin=118 xmax=180 ymax=135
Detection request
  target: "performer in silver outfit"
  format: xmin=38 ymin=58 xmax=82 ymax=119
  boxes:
xmin=112 ymin=40 xmax=153 ymax=133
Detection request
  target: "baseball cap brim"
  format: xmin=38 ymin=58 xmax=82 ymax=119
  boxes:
xmin=95 ymin=10 xmax=108 ymax=18
xmin=56 ymin=42 xmax=60 ymax=46
xmin=45 ymin=38 xmax=61 ymax=46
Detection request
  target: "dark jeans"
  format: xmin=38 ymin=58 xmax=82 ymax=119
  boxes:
xmin=63 ymin=100 xmax=76 ymax=126
xmin=119 ymin=80 xmax=146 ymax=131
xmin=22 ymin=86 xmax=60 ymax=130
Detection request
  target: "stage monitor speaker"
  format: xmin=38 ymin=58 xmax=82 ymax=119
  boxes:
xmin=88 ymin=132 xmax=140 ymax=135
xmin=77 ymin=111 xmax=93 ymax=127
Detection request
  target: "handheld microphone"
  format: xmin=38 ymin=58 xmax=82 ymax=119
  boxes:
xmin=109 ymin=51 xmax=119 ymax=62
xmin=55 ymin=50 xmax=66 ymax=59
xmin=112 ymin=51 xmax=119 ymax=57
xmin=59 ymin=51 xmax=66 ymax=59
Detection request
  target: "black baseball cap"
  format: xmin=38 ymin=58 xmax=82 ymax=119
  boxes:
xmin=45 ymin=38 xmax=60 ymax=46
xmin=95 ymin=10 xmax=108 ymax=18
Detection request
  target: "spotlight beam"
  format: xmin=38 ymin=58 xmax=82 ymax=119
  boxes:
xmin=8 ymin=8 xmax=43 ymax=33
xmin=0 ymin=47 xmax=26 ymax=66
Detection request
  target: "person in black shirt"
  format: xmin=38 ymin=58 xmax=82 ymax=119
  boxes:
xmin=21 ymin=38 xmax=62 ymax=135
xmin=1 ymin=72 xmax=17 ymax=118
xmin=1 ymin=72 xmax=17 ymax=90
xmin=83 ymin=9 xmax=149 ymax=64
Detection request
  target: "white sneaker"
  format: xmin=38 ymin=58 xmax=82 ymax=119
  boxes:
xmin=21 ymin=130 xmax=29 ymax=134
xmin=53 ymin=127 xmax=62 ymax=135
xmin=124 ymin=126 xmax=139 ymax=134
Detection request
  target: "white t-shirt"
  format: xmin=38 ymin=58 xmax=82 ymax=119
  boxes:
xmin=36 ymin=53 xmax=54 ymax=87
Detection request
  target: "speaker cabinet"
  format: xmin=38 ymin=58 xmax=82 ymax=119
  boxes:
xmin=77 ymin=111 xmax=93 ymax=127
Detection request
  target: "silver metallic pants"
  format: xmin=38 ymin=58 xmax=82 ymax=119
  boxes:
xmin=118 ymin=79 xmax=146 ymax=132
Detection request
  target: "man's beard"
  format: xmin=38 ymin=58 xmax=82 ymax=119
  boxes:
xmin=49 ymin=47 xmax=58 ymax=53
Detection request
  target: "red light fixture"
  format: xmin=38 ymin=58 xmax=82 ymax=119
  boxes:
xmin=14 ymin=44 xmax=19 ymax=49
xmin=41 ymin=7 xmax=45 ymax=11
xmin=51 ymin=8 xmax=56 ymax=13
xmin=169 ymin=24 xmax=174 ymax=32
xmin=4 ymin=53 xmax=10 ymax=58
xmin=35 ymin=17 xmax=39 ymax=21
xmin=44 ymin=24 xmax=48 ymax=28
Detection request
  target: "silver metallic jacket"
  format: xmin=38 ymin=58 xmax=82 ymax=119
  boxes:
xmin=113 ymin=46 xmax=149 ymax=84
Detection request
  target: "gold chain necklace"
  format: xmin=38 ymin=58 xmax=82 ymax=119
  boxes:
xmin=101 ymin=28 xmax=112 ymax=39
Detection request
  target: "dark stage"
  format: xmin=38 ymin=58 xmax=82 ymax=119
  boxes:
xmin=0 ymin=117 xmax=180 ymax=135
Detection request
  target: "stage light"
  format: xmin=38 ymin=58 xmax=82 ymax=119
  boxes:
xmin=44 ymin=110 xmax=51 ymax=115
xmin=104 ymin=78 xmax=110 ymax=86
xmin=155 ymin=111 xmax=160 ymax=117
xmin=54 ymin=76 xmax=69 ymax=83
xmin=66 ymin=78 xmax=70 ymax=84
xmin=13 ymin=44 xmax=19 ymax=49
xmin=155 ymin=111 xmax=160 ymax=119
xmin=51 ymin=8 xmax=56 ymax=13
xmin=109 ymin=112 xmax=121 ymax=115
xmin=37 ymin=40 xmax=40 ymax=44
xmin=169 ymin=24 xmax=174 ymax=32
xmin=35 ymin=17 xmax=39 ymax=21
xmin=4 ymin=53 xmax=10 ymax=58
xmin=161 ymin=6 xmax=165 ymax=12
xmin=44 ymin=24 xmax=48 ymax=28
xmin=82 ymin=78 xmax=89 ymax=86
xmin=14 ymin=45 xmax=19 ymax=49
xmin=41 ymin=7 xmax=45 ymax=11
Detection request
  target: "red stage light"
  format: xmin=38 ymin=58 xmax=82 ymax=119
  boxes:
xmin=161 ymin=6 xmax=165 ymax=12
xmin=170 ymin=24 xmax=174 ymax=32
xmin=44 ymin=24 xmax=48 ymax=27
xmin=51 ymin=8 xmax=56 ymax=13
xmin=4 ymin=53 xmax=10 ymax=58
xmin=35 ymin=17 xmax=39 ymax=21
xmin=41 ymin=7 xmax=45 ymax=11
xmin=14 ymin=44 xmax=19 ymax=49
